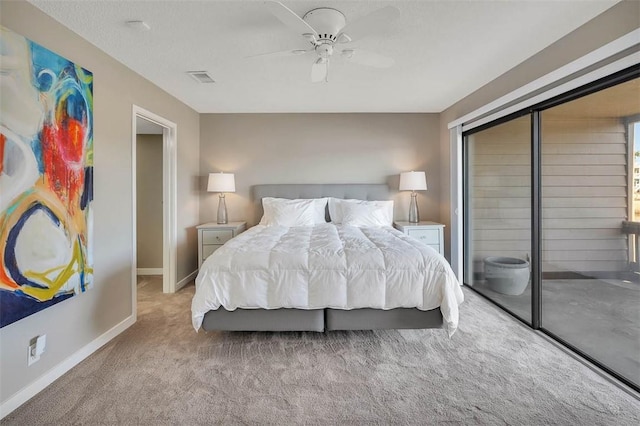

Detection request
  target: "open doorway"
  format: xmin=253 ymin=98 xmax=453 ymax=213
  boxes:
xmin=135 ymin=117 xmax=164 ymax=293
xmin=131 ymin=106 xmax=177 ymax=309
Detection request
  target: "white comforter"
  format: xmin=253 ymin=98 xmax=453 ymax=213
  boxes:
xmin=191 ymin=224 xmax=464 ymax=335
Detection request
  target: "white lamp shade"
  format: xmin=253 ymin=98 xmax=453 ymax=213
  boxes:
xmin=207 ymin=172 xmax=235 ymax=193
xmin=399 ymin=171 xmax=427 ymax=191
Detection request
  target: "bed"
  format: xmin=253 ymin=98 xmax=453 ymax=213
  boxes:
xmin=191 ymin=184 xmax=464 ymax=335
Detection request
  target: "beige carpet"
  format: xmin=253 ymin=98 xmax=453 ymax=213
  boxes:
xmin=3 ymin=277 xmax=639 ymax=425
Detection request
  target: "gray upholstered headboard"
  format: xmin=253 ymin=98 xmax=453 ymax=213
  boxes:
xmin=252 ymin=184 xmax=390 ymax=222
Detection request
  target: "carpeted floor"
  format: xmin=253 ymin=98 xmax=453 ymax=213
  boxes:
xmin=3 ymin=277 xmax=640 ymax=425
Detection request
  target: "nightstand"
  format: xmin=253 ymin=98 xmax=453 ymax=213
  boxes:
xmin=394 ymin=221 xmax=445 ymax=256
xmin=197 ymin=222 xmax=246 ymax=268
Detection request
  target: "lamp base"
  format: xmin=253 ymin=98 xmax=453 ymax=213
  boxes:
xmin=409 ymin=192 xmax=419 ymax=223
xmin=217 ymin=194 xmax=228 ymax=224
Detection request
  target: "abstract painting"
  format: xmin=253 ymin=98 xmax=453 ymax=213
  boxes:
xmin=0 ymin=26 xmax=93 ymax=328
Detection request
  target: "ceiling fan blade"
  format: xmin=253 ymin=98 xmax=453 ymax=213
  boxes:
xmin=341 ymin=49 xmax=394 ymax=68
xmin=337 ymin=6 xmax=400 ymax=43
xmin=311 ymin=58 xmax=328 ymax=83
xmin=264 ymin=1 xmax=318 ymax=37
xmin=246 ymin=48 xmax=311 ymax=59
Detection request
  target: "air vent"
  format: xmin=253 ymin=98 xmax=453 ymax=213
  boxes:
xmin=187 ymin=71 xmax=215 ymax=84
xmin=125 ymin=20 xmax=151 ymax=31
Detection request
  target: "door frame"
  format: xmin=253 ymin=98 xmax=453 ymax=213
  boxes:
xmin=131 ymin=105 xmax=177 ymax=307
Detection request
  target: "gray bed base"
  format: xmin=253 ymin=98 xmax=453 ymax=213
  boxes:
xmin=201 ymin=183 xmax=444 ymax=333
xmin=201 ymin=308 xmax=443 ymax=332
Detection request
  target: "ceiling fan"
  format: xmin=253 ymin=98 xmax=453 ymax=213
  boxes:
xmin=252 ymin=1 xmax=400 ymax=83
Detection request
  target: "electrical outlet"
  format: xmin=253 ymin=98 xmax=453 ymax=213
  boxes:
xmin=28 ymin=335 xmax=46 ymax=366
xmin=27 ymin=342 xmax=39 ymax=366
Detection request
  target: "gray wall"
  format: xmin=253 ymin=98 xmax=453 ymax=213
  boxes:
xmin=199 ymin=113 xmax=440 ymax=226
xmin=136 ymin=135 xmax=163 ymax=269
xmin=439 ymin=0 xmax=640 ymax=261
xmin=0 ymin=0 xmax=200 ymax=408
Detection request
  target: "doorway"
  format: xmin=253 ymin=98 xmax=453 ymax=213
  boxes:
xmin=131 ymin=106 xmax=177 ymax=310
xmin=135 ymin=117 xmax=164 ymax=293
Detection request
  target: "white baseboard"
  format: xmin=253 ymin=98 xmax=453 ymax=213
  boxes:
xmin=136 ymin=268 xmax=163 ymax=275
xmin=0 ymin=315 xmax=135 ymax=419
xmin=176 ymin=270 xmax=197 ymax=291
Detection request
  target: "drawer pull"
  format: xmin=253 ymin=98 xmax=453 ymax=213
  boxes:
xmin=202 ymin=230 xmax=233 ymax=244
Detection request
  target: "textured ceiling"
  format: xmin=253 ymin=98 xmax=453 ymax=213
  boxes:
xmin=29 ymin=0 xmax=619 ymax=113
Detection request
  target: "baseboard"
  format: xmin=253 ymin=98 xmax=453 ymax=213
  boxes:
xmin=136 ymin=268 xmax=163 ymax=275
xmin=0 ymin=314 xmax=136 ymax=419
xmin=176 ymin=270 xmax=197 ymax=291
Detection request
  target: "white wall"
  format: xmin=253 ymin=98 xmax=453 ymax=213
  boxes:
xmin=0 ymin=0 xmax=200 ymax=413
xmin=136 ymin=135 xmax=163 ymax=269
xmin=199 ymin=113 xmax=440 ymax=226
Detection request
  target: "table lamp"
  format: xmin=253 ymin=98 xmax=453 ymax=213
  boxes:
xmin=207 ymin=172 xmax=235 ymax=224
xmin=399 ymin=171 xmax=427 ymax=223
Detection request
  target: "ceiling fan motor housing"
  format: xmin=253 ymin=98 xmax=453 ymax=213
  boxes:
xmin=303 ymin=8 xmax=346 ymax=43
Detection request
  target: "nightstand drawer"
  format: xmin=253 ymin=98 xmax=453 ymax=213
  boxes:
xmin=202 ymin=230 xmax=233 ymax=245
xmin=407 ymin=229 xmax=440 ymax=245
xmin=202 ymin=244 xmax=221 ymax=260
xmin=197 ymin=222 xmax=246 ymax=269
xmin=394 ymin=221 xmax=445 ymax=257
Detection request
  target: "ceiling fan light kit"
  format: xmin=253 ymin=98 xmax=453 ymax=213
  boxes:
xmin=258 ymin=1 xmax=399 ymax=83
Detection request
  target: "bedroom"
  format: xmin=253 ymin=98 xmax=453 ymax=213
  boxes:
xmin=1 ymin=0 xmax=639 ymax=423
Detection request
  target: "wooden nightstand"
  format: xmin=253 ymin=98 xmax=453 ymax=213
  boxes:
xmin=197 ymin=222 xmax=246 ymax=268
xmin=394 ymin=221 xmax=445 ymax=256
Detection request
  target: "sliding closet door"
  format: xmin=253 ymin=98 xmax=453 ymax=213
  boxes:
xmin=540 ymin=77 xmax=640 ymax=388
xmin=464 ymin=115 xmax=532 ymax=324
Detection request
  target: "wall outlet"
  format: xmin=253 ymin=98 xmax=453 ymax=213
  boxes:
xmin=27 ymin=335 xmax=46 ymax=366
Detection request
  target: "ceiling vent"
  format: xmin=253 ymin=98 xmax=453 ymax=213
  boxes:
xmin=187 ymin=71 xmax=215 ymax=84
xmin=125 ymin=20 xmax=150 ymax=31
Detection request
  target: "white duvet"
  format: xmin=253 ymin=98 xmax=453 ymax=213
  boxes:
xmin=191 ymin=224 xmax=464 ymax=335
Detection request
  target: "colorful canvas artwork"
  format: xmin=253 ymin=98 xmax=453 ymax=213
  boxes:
xmin=0 ymin=26 xmax=94 ymax=328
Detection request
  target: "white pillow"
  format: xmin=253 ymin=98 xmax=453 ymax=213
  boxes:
xmin=259 ymin=197 xmax=328 ymax=227
xmin=327 ymin=198 xmax=349 ymax=223
xmin=341 ymin=202 xmax=393 ymax=227
xmin=328 ymin=198 xmax=393 ymax=225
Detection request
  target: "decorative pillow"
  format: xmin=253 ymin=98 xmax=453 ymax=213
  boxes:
xmin=340 ymin=201 xmax=394 ymax=227
xmin=259 ymin=198 xmax=328 ymax=227
xmin=328 ymin=198 xmax=393 ymax=225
